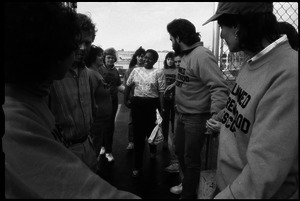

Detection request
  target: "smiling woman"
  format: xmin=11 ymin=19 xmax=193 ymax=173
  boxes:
xmin=76 ymin=2 xmax=216 ymax=51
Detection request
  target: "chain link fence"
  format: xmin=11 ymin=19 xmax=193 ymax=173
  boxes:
xmin=217 ymin=2 xmax=298 ymax=89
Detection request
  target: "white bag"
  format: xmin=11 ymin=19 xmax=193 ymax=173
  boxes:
xmin=197 ymin=170 xmax=217 ymax=199
xmin=148 ymin=109 xmax=164 ymax=145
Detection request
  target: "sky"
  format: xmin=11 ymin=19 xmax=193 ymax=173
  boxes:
xmin=77 ymin=2 xmax=218 ymax=52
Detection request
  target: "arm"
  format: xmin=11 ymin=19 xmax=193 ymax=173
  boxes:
xmin=124 ymin=85 xmax=132 ymax=108
xmin=164 ymin=82 xmax=175 ymax=96
xmin=118 ymin=84 xmax=125 ymax=93
xmin=124 ymin=68 xmax=135 ymax=108
xmin=157 ymin=69 xmax=166 ymax=117
xmin=197 ymin=50 xmax=229 ymax=116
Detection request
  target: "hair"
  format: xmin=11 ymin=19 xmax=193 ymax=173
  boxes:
xmin=77 ymin=13 xmax=97 ymax=42
xmin=167 ymin=18 xmax=200 ymax=46
xmin=128 ymin=46 xmax=146 ymax=68
xmin=5 ymin=2 xmax=80 ymax=84
xmin=163 ymin=51 xmax=175 ymax=69
xmin=218 ymin=13 xmax=280 ymax=53
xmin=85 ymin=45 xmax=104 ymax=67
xmin=103 ymin=47 xmax=117 ymax=63
xmin=278 ymin=21 xmax=299 ymax=51
xmin=145 ymin=49 xmax=159 ymax=63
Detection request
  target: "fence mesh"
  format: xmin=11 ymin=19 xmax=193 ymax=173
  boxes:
xmin=218 ymin=2 xmax=298 ymax=89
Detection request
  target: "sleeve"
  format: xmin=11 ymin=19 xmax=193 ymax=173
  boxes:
xmin=115 ymin=68 xmax=122 ymax=87
xmin=195 ymin=49 xmax=229 ymax=115
xmin=123 ymin=68 xmax=130 ymax=85
xmin=157 ymin=69 xmax=166 ymax=93
xmin=216 ymin=67 xmax=298 ymax=198
xmin=126 ymin=68 xmax=135 ymax=87
xmin=4 ymin=125 xmax=140 ymax=199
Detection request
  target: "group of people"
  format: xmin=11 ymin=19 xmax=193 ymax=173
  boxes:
xmin=3 ymin=2 xmax=298 ymax=199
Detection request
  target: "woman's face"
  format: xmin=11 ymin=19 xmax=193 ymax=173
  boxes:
xmin=96 ymin=54 xmax=104 ymax=67
xmin=143 ymin=52 xmax=155 ymax=69
xmin=136 ymin=54 xmax=144 ymax=66
xmin=220 ymin=24 xmax=241 ymax=52
xmin=174 ymin=56 xmax=181 ymax=68
xmin=166 ymin=57 xmax=174 ymax=67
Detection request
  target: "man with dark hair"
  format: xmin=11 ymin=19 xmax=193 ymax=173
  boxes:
xmin=166 ymin=18 xmax=229 ymax=199
xmin=3 ymin=2 xmax=139 ymax=199
xmin=49 ymin=13 xmax=100 ymax=172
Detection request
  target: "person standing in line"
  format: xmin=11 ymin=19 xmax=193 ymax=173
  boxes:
xmin=3 ymin=2 xmax=140 ymax=199
xmin=123 ymin=46 xmax=146 ymax=150
xmin=124 ymin=49 xmax=166 ymax=178
xmin=203 ymin=2 xmax=298 ymax=199
xmin=85 ymin=45 xmax=112 ymax=161
xmin=49 ymin=13 xmax=99 ymax=173
xmin=166 ymin=18 xmax=230 ymax=199
xmin=161 ymin=51 xmax=177 ymax=151
xmin=97 ymin=47 xmax=125 ymax=162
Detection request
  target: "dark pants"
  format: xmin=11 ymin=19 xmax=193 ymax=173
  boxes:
xmin=101 ymin=96 xmax=118 ymax=153
xmin=90 ymin=115 xmax=110 ymax=156
xmin=131 ymin=97 xmax=159 ymax=170
xmin=127 ymin=110 xmax=134 ymax=143
xmin=175 ymin=112 xmax=210 ymax=199
xmin=162 ymin=98 xmax=175 ymax=142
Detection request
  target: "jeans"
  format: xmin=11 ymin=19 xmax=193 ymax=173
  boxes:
xmin=101 ymin=96 xmax=118 ymax=153
xmin=168 ymin=109 xmax=178 ymax=163
xmin=174 ymin=112 xmax=210 ymax=199
xmin=162 ymin=98 xmax=175 ymax=143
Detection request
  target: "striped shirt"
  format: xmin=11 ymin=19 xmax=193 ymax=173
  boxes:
xmin=50 ymin=66 xmax=93 ymax=141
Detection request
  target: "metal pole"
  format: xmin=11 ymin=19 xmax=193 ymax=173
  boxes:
xmin=213 ymin=2 xmax=220 ymax=62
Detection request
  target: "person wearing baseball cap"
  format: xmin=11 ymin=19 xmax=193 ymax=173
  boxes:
xmin=203 ymin=2 xmax=298 ymax=199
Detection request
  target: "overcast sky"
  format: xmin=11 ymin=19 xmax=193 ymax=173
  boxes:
xmin=77 ymin=2 xmax=217 ymax=52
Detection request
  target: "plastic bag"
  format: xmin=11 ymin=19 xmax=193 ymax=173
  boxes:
xmin=197 ymin=170 xmax=217 ymax=199
xmin=148 ymin=109 xmax=164 ymax=145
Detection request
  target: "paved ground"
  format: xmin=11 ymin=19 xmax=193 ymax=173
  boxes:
xmin=96 ymin=94 xmax=181 ymax=199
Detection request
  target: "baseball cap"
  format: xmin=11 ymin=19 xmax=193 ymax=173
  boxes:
xmin=203 ymin=2 xmax=273 ymax=26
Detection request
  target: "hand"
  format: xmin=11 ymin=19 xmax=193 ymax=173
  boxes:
xmin=206 ymin=118 xmax=221 ymax=133
xmin=124 ymin=99 xmax=132 ymax=108
xmin=164 ymin=84 xmax=175 ymax=96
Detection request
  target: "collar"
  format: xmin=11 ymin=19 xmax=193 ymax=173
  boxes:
xmin=247 ymin=35 xmax=288 ymax=63
xmin=105 ymin=64 xmax=115 ymax=70
xmin=181 ymin=41 xmax=203 ymax=55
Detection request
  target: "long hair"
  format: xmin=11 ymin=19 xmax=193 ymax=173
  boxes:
xmin=218 ymin=13 xmax=280 ymax=53
xmin=5 ymin=2 xmax=80 ymax=83
xmin=128 ymin=46 xmax=146 ymax=68
xmin=163 ymin=51 xmax=175 ymax=69
xmin=278 ymin=21 xmax=298 ymax=51
xmin=167 ymin=18 xmax=200 ymax=46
